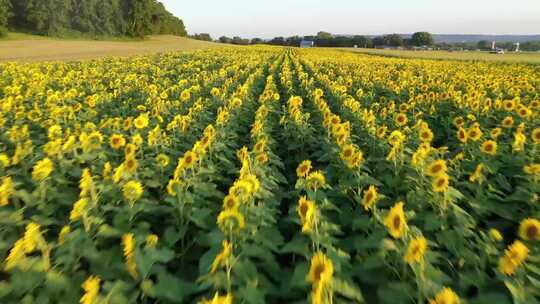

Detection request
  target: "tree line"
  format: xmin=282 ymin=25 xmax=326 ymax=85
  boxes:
xmin=190 ymin=31 xmax=540 ymax=52
xmin=0 ymin=0 xmax=186 ymax=38
xmin=189 ymin=31 xmax=436 ymax=48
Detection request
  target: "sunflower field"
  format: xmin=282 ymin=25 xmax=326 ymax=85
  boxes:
xmin=0 ymin=47 xmax=539 ymax=304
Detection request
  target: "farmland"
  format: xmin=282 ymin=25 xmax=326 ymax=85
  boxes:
xmin=0 ymin=35 xmax=220 ymax=62
xmin=344 ymin=47 xmax=540 ymax=64
xmin=0 ymin=47 xmax=539 ymax=304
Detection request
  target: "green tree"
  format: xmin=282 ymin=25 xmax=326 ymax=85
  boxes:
xmin=386 ymin=34 xmax=404 ymax=47
xmin=0 ymin=0 xmax=11 ymax=27
xmin=316 ymin=31 xmax=332 ymax=39
xmin=219 ymin=36 xmax=232 ymax=44
xmin=477 ymin=40 xmax=491 ymax=50
xmin=5 ymin=0 xmax=186 ymax=38
xmin=411 ymin=32 xmax=433 ymax=46
xmin=191 ymin=33 xmax=212 ymax=41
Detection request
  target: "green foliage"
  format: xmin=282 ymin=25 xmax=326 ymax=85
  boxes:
xmin=3 ymin=0 xmax=186 ymax=38
xmin=0 ymin=0 xmax=11 ymax=28
xmin=191 ymin=33 xmax=213 ymax=41
xmin=411 ymin=32 xmax=433 ymax=46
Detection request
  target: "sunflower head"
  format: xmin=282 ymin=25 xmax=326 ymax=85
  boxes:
xmin=404 ymin=236 xmax=428 ymax=265
xmin=519 ymin=218 xmax=540 ymax=241
xmin=363 ymin=185 xmax=379 ymax=211
xmin=217 ymin=209 xmax=245 ymax=234
xmin=532 ymin=128 xmax=540 ymax=144
xmin=429 ymin=287 xmax=460 ymax=304
xmin=307 ymin=251 xmax=334 ymax=287
xmin=395 ymin=113 xmax=408 ymax=126
xmin=481 ymin=140 xmax=497 ymax=155
xmin=296 ymin=160 xmax=312 ymax=178
xmin=432 ymin=174 xmax=450 ymax=193
xmin=384 ymin=201 xmax=407 ymax=239
xmin=502 ymin=116 xmax=514 ymax=128
xmin=306 ymin=171 xmax=326 ymax=191
xmin=426 ymin=159 xmax=447 ymax=177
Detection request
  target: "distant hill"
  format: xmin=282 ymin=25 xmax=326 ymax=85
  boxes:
xmin=430 ymin=34 xmax=540 ymax=43
xmin=355 ymin=34 xmax=540 ymax=43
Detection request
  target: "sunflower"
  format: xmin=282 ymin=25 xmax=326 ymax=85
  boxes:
xmin=243 ymin=174 xmax=261 ymax=195
xmin=469 ymin=163 xmax=484 ymax=183
xmin=237 ymin=146 xmax=248 ymax=161
xmin=134 ymin=114 xmax=149 ymax=129
xmin=229 ymin=180 xmax=253 ymax=202
xmin=122 ymin=233 xmax=138 ymax=279
xmin=429 ymin=287 xmax=460 ymax=304
xmin=145 ymin=234 xmax=158 ymax=248
xmin=532 ymin=128 xmax=540 ymax=144
xmin=180 ymin=89 xmax=191 ymax=101
xmin=296 ymin=160 xmax=312 ymax=178
xmin=518 ymin=218 xmax=540 ymax=241
xmin=80 ymin=276 xmax=101 ymax=304
xmin=517 ymin=106 xmax=530 ymax=118
xmin=307 ymin=251 xmax=334 ymax=288
xmin=362 ymin=185 xmax=379 ymax=211
xmin=395 ymin=113 xmax=408 ymax=126
xmin=419 ymin=128 xmax=433 ymax=143
xmin=498 ymin=240 xmax=529 ymax=275
xmin=376 ymin=126 xmax=387 ymax=139
xmin=404 ymin=236 xmax=428 ymax=265
xmin=345 ymin=150 xmax=364 ymax=169
xmin=306 ymin=171 xmax=326 ymax=191
xmin=180 ymin=151 xmax=198 ymax=169
xmin=467 ymin=126 xmax=482 ymax=141
xmin=155 ymin=154 xmax=169 ymax=167
xmin=453 ymin=116 xmax=465 ymax=128
xmin=490 ymin=128 xmax=502 ymax=139
xmin=481 ymin=140 xmax=497 ymax=156
xmin=384 ymin=201 xmax=407 ymax=239
xmin=501 ymin=116 xmax=514 ymax=128
xmin=426 ymin=159 xmax=447 ymax=177
xmin=124 ymin=155 xmax=138 ymax=173
xmin=340 ymin=144 xmax=355 ymax=161
xmin=210 ymin=240 xmax=231 ymax=273
xmin=0 ymin=177 xmax=13 ymax=206
xmin=432 ymin=174 xmax=449 ymax=193
xmin=297 ymin=196 xmax=316 ymax=233
xmin=256 ymin=152 xmax=269 ymax=164
xmin=254 ymin=138 xmax=266 ymax=153
xmin=32 ymin=158 xmax=54 ymax=182
xmin=109 ymin=134 xmax=126 ymax=150
xmin=122 ymin=180 xmax=143 ymax=204
xmin=217 ymin=209 xmax=245 ymax=234
xmin=489 ymin=228 xmax=503 ymax=242
xmin=198 ymin=292 xmax=233 ymax=304
xmin=167 ymin=179 xmax=182 ymax=196
xmin=69 ymin=198 xmax=89 ymax=222
xmin=523 ymin=164 xmax=540 ymax=175
xmin=456 ymin=127 xmax=468 ymax=143
xmin=124 ymin=143 xmax=137 ymax=156
xmin=503 ymin=99 xmax=515 ymax=111
xmin=223 ymin=194 xmax=239 ymax=211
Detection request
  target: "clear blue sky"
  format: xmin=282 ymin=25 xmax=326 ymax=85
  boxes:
xmin=161 ymin=0 xmax=540 ymax=38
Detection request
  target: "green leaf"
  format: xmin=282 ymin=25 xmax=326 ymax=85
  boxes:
xmin=333 ymin=278 xmax=364 ymax=303
xmin=153 ymin=271 xmax=196 ymax=303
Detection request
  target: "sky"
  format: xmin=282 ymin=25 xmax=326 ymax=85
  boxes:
xmin=160 ymin=0 xmax=540 ymax=39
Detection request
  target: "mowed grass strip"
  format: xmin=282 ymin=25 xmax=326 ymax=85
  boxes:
xmin=341 ymin=47 xmax=540 ymax=64
xmin=0 ymin=35 xmax=222 ymax=62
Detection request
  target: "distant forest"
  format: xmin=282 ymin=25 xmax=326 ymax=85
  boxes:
xmin=191 ymin=31 xmax=540 ymax=52
xmin=0 ymin=0 xmax=186 ymax=38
